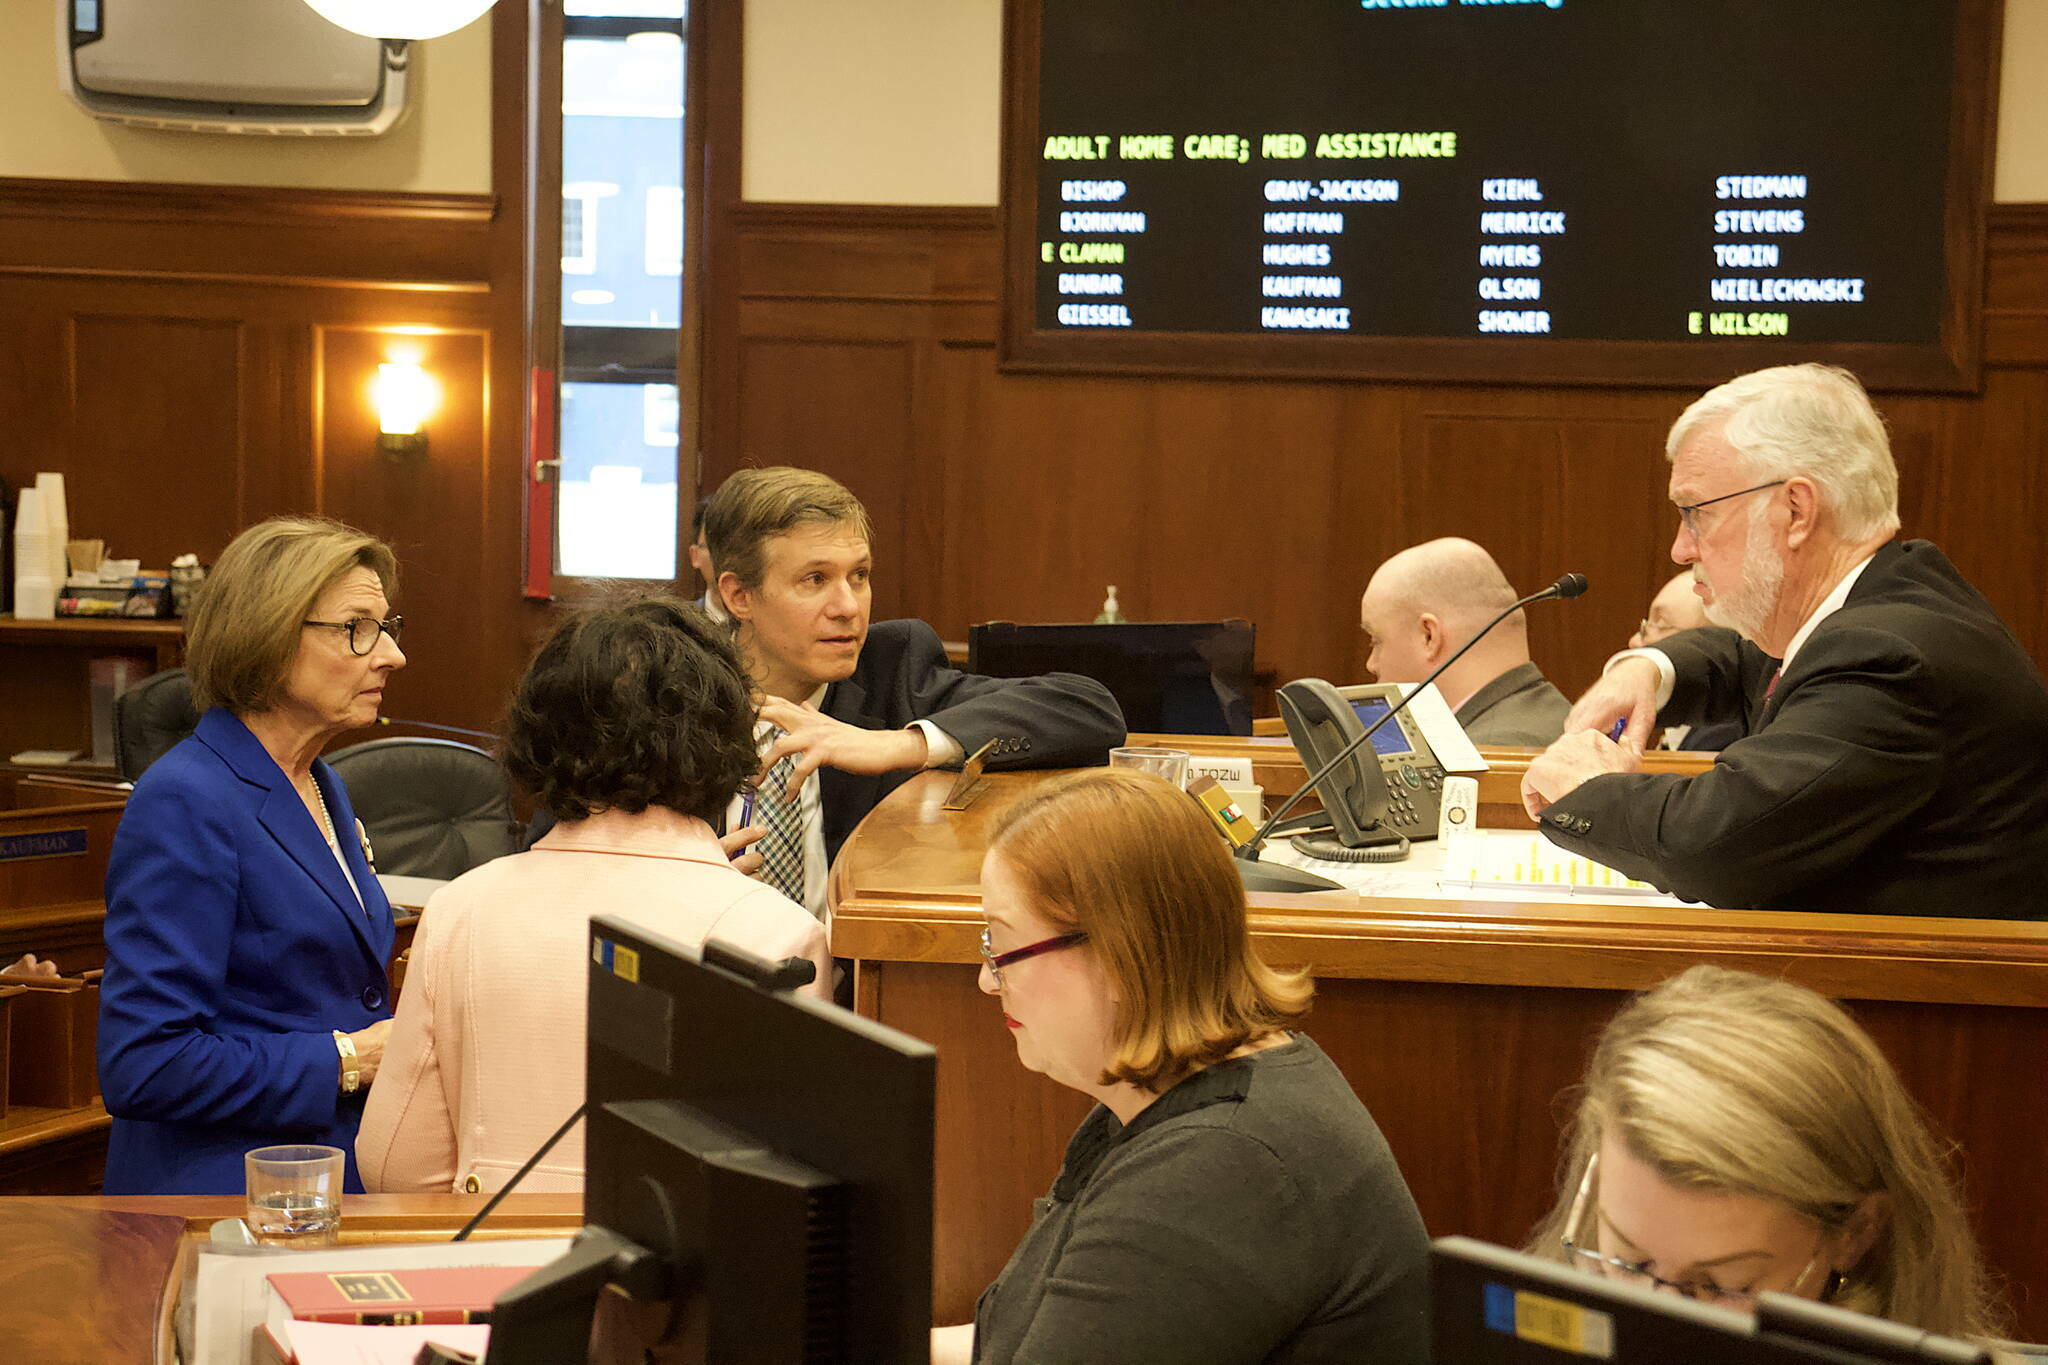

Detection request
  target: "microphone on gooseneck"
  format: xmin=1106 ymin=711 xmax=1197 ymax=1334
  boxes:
xmin=1234 ymin=571 xmax=1590 ymax=893
xmin=375 ymin=717 xmax=498 ymax=742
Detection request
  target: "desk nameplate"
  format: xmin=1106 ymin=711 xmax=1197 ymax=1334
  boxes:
xmin=0 ymin=829 xmax=88 ymax=864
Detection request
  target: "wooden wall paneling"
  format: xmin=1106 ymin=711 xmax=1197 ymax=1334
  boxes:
xmin=732 ymin=334 xmax=919 ymax=624
xmin=714 ymin=204 xmax=2048 ymax=702
xmin=1891 ymin=374 xmax=2047 ymax=650
xmin=1850 ymin=997 xmax=2048 ymax=1332
xmin=0 ymin=180 xmax=496 ymax=290
xmin=63 ymin=312 xmax=248 ymax=567
xmin=936 ymin=364 xmax=1162 ymax=631
xmin=1136 ymin=378 xmax=1364 ymax=683
xmin=316 ymin=326 xmax=496 ymax=734
xmin=1306 ymin=978 xmax=1617 ymax=1247
xmin=0 ymin=167 xmax=536 ymax=738
xmin=1398 ymin=401 xmax=1679 ymax=696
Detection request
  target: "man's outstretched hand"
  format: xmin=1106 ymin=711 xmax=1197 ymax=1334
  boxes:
xmin=757 ymin=696 xmax=929 ymax=799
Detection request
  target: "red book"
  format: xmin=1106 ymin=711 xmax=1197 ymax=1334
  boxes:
xmin=264 ymin=1264 xmax=539 ymax=1327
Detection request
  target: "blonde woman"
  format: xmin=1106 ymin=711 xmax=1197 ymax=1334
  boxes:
xmin=99 ymin=517 xmax=404 ymax=1193
xmin=1528 ymin=965 xmax=2009 ymax=1343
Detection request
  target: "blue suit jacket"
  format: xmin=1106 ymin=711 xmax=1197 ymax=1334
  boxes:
xmin=98 ymin=709 xmax=397 ymax=1194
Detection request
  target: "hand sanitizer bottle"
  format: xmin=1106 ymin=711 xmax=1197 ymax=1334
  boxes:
xmin=1093 ymin=586 xmax=1126 ymax=624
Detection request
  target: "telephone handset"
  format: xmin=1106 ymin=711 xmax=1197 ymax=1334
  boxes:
xmin=1276 ymin=679 xmax=1447 ymax=849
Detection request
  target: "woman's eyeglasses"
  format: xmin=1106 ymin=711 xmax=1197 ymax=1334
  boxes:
xmin=1558 ymin=1150 xmax=1826 ymax=1308
xmin=978 ymin=926 xmax=1087 ymax=989
xmin=302 ymin=616 xmax=405 ymax=656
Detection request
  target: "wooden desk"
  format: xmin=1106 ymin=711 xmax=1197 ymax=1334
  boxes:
xmin=0 ymin=1193 xmax=580 ymax=1363
xmin=832 ymin=766 xmax=2048 ymax=1335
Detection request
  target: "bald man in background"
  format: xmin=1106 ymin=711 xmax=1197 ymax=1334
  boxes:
xmin=1630 ymin=571 xmax=1710 ymax=650
xmin=1358 ymin=537 xmax=1570 ymax=746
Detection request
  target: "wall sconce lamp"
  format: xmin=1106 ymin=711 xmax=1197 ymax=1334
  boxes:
xmin=373 ymin=362 xmax=438 ymax=460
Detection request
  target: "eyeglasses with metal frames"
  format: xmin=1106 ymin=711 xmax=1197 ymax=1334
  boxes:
xmin=1674 ymin=480 xmax=1786 ymax=540
xmin=978 ymin=926 xmax=1088 ymax=989
xmin=301 ymin=615 xmax=405 ymax=656
xmin=1558 ymin=1150 xmax=1826 ymax=1308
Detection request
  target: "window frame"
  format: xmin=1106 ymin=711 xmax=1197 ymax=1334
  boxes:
xmin=523 ymin=3 xmax=708 ymax=600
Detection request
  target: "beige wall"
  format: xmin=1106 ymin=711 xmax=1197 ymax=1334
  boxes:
xmin=743 ymin=0 xmax=2048 ymax=205
xmin=0 ymin=0 xmax=2033 ymax=205
xmin=0 ymin=0 xmax=491 ymax=193
xmin=2001 ymin=0 xmax=2048 ymax=202
xmin=742 ymin=0 xmax=1001 ymax=205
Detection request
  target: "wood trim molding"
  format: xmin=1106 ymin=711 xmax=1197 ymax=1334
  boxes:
xmin=0 ymin=176 xmax=495 ymax=227
xmin=1988 ymin=201 xmax=2048 ymax=234
xmin=728 ymin=202 xmax=999 ymax=233
xmin=0 ymin=263 xmax=489 ymax=293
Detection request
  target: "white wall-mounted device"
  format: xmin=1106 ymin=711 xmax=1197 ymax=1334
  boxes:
xmin=58 ymin=0 xmax=411 ymax=137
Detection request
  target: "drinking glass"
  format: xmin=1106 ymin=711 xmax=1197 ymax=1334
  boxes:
xmin=1108 ymin=746 xmax=1191 ymax=788
xmin=245 ymin=1144 xmax=344 ymax=1247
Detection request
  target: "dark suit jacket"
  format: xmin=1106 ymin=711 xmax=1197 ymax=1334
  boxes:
xmin=814 ymin=619 xmax=1125 ymax=862
xmin=1539 ymin=541 xmax=2048 ymax=918
xmin=1455 ymin=662 xmax=1571 ymax=747
xmin=98 ymin=709 xmax=396 ymax=1194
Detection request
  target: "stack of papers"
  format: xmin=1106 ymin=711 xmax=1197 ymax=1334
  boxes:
xmin=263 ymin=1320 xmax=489 ymax=1364
xmin=185 ymin=1237 xmax=570 ymax=1365
xmin=1439 ymin=832 xmax=1662 ymax=897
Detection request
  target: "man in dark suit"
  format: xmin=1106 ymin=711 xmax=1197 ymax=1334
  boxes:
xmin=1360 ymin=537 xmax=1570 ymax=746
xmin=707 ymin=467 xmax=1125 ymax=920
xmin=1522 ymin=364 xmax=2048 ymax=918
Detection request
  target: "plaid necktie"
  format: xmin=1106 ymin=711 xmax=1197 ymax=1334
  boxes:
xmin=754 ymin=732 xmax=808 ymax=911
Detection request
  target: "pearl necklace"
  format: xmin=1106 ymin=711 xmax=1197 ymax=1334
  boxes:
xmin=310 ymin=779 xmax=338 ymax=848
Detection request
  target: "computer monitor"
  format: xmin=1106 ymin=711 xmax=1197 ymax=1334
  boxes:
xmin=967 ymin=619 xmax=1256 ymax=736
xmin=1433 ymin=1237 xmax=1992 ymax=1364
xmin=486 ymin=917 xmax=937 ymax=1364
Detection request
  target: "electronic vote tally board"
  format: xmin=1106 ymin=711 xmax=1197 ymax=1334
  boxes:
xmin=999 ymin=0 xmax=1997 ymax=391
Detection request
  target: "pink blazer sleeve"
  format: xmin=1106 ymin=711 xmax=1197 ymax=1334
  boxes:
xmin=709 ymin=884 xmax=833 ymax=1003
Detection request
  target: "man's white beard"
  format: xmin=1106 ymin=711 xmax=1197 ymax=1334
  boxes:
xmin=1700 ymin=514 xmax=1785 ymax=642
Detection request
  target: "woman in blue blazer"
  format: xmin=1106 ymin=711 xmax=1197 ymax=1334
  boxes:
xmin=98 ymin=517 xmax=406 ymax=1194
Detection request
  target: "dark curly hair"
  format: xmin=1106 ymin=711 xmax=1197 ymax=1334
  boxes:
xmin=502 ymin=597 xmax=758 ymax=823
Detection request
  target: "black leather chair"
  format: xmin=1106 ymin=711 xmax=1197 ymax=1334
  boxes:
xmin=112 ymin=668 xmax=201 ymax=782
xmin=325 ymin=737 xmax=519 ymax=881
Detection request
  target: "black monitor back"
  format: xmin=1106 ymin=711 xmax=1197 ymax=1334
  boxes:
xmin=585 ymin=917 xmax=937 ymax=1363
xmin=968 ymin=619 xmax=1255 ymax=736
xmin=1434 ymin=1238 xmax=1993 ymax=1364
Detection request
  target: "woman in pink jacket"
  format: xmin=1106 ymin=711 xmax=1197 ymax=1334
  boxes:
xmin=357 ymin=598 xmax=830 ymax=1193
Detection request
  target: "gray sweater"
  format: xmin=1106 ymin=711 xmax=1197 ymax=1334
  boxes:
xmin=971 ymin=1034 xmax=1430 ymax=1364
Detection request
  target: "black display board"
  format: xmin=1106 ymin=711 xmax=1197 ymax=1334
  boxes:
xmin=1000 ymin=0 xmax=2000 ymax=391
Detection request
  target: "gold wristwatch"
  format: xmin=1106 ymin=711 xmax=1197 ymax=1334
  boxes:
xmin=333 ymin=1030 xmax=362 ymax=1095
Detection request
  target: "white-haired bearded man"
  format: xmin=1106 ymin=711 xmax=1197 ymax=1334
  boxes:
xmin=1521 ymin=364 xmax=2048 ymax=918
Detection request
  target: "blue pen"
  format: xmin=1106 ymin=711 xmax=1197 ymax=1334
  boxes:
xmin=1608 ymin=719 xmax=1628 ymax=743
xmin=738 ymin=784 xmax=757 ymax=827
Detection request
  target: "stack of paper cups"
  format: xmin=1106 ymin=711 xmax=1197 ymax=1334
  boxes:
xmin=34 ymin=472 xmax=67 ymax=585
xmin=12 ymin=485 xmax=56 ymax=618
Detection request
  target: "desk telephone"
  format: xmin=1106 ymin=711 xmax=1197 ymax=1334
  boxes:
xmin=1275 ymin=679 xmax=1447 ymax=855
